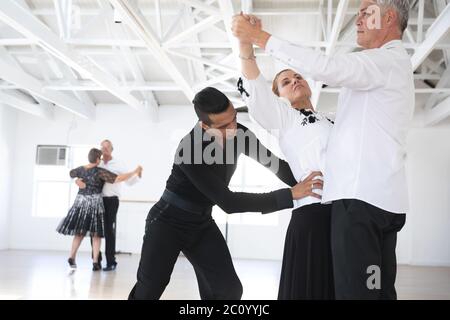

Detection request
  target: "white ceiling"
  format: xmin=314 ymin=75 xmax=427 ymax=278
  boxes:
xmin=0 ymin=0 xmax=449 ymax=125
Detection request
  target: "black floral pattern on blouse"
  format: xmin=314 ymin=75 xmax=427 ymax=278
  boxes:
xmin=299 ymin=109 xmax=334 ymax=126
xmin=237 ymin=77 xmax=249 ymax=97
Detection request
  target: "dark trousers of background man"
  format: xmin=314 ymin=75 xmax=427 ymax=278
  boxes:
xmin=92 ymin=196 xmax=120 ymax=267
xmin=103 ymin=196 xmax=120 ymax=267
xmin=330 ymin=199 xmax=406 ymax=300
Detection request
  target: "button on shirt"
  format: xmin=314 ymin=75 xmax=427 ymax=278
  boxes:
xmin=99 ymin=158 xmax=139 ymax=198
xmin=266 ymin=36 xmax=415 ymax=213
xmin=240 ymin=73 xmax=333 ymax=209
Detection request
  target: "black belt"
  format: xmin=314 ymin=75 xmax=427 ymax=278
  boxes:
xmin=161 ymin=189 xmax=211 ymax=215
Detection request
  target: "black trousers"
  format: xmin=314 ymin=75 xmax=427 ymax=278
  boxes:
xmin=103 ymin=196 xmax=119 ymax=266
xmin=90 ymin=196 xmax=119 ymax=265
xmin=331 ymin=199 xmax=406 ymax=300
xmin=128 ymin=199 xmax=243 ymax=300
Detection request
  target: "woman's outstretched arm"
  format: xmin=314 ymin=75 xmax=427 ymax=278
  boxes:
xmin=114 ymin=166 xmax=142 ymax=183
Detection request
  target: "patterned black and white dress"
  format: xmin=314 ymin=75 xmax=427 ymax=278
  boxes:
xmin=56 ymin=166 xmax=117 ymax=237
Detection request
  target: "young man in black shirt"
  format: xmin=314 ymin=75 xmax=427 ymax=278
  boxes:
xmin=129 ymin=87 xmax=323 ymax=300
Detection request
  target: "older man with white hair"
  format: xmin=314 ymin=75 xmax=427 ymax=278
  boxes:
xmin=232 ymin=0 xmax=414 ymax=299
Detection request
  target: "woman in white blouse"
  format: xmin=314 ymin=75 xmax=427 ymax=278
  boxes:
xmin=238 ymin=40 xmax=334 ymax=299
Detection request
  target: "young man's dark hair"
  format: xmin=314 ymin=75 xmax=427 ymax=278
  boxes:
xmin=193 ymin=87 xmax=230 ymax=125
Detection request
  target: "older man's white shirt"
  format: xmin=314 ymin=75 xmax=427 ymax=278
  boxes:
xmin=99 ymin=158 xmax=139 ymax=198
xmin=266 ymin=37 xmax=414 ymax=213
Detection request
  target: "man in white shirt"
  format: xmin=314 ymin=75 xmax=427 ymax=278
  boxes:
xmin=77 ymin=140 xmax=139 ymax=271
xmin=232 ymin=0 xmax=413 ymax=299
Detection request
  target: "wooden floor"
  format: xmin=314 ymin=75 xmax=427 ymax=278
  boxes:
xmin=0 ymin=250 xmax=449 ymax=300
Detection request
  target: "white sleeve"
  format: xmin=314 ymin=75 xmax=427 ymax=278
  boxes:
xmin=114 ymin=160 xmax=140 ymax=186
xmin=240 ymin=73 xmax=297 ymax=134
xmin=265 ymin=36 xmax=389 ymax=91
xmin=125 ymin=175 xmax=140 ymax=186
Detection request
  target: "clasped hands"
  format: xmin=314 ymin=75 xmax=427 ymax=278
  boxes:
xmin=231 ymin=12 xmax=267 ymax=47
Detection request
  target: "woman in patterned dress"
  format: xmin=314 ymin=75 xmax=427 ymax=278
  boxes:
xmin=57 ymin=148 xmax=142 ymax=271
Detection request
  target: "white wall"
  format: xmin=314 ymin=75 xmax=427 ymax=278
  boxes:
xmin=398 ymin=122 xmax=450 ymax=266
xmin=5 ymin=104 xmax=450 ymax=266
xmin=0 ymin=106 xmax=18 ymax=250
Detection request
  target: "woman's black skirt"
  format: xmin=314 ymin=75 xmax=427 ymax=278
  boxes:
xmin=278 ymin=203 xmax=335 ymax=300
xmin=56 ymin=193 xmax=105 ymax=237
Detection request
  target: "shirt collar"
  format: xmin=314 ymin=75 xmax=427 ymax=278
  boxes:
xmin=381 ymin=39 xmax=402 ymax=49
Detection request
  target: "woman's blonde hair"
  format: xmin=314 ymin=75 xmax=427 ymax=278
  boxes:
xmin=272 ymin=69 xmax=292 ymax=97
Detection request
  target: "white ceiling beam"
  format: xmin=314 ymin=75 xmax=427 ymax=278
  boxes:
xmin=0 ymin=58 xmax=94 ymax=119
xmin=69 ymin=2 xmax=101 ymax=39
xmin=109 ymin=0 xmax=195 ymax=100
xmin=42 ymin=81 xmax=181 ymax=91
xmin=0 ymin=90 xmax=53 ymax=119
xmin=30 ymin=44 xmax=51 ymax=83
xmin=318 ymin=87 xmax=450 ymax=94
xmin=325 ymin=0 xmax=350 ymax=55
xmin=27 ymin=6 xmax=439 ymax=24
xmin=167 ymin=49 xmax=237 ymax=73
xmin=163 ymin=15 xmax=222 ymax=47
xmin=318 ymin=1 xmax=328 ymax=41
xmin=417 ymin=0 xmax=425 ymax=43
xmin=193 ymin=71 xmax=238 ymax=92
xmin=161 ymin=7 xmax=185 ymax=42
xmin=0 ymin=21 xmax=87 ymax=119
xmin=327 ymin=0 xmax=333 ymax=38
xmin=119 ymin=36 xmax=160 ymax=117
xmin=180 ymin=4 xmax=207 ymax=85
xmin=217 ymin=0 xmax=240 ymax=64
xmin=312 ymin=0 xmax=349 ymax=108
xmin=422 ymin=58 xmax=445 ymax=75
xmin=53 ymin=0 xmax=72 ymax=40
xmin=0 ymin=38 xmax=36 ymax=46
xmin=425 ymin=67 xmax=450 ymax=110
xmin=13 ymin=81 xmax=446 ymax=94
xmin=5 ymin=38 xmax=450 ymax=50
xmin=424 ymin=95 xmax=450 ymax=126
xmin=5 ymin=80 xmax=449 ymax=94
xmin=207 ymin=69 xmax=237 ymax=91
xmin=404 ymin=27 xmax=415 ymax=44
xmin=433 ymin=0 xmax=450 ymax=67
xmin=0 ymin=0 xmax=144 ymax=112
xmin=241 ymin=0 xmax=253 ymax=13
xmin=98 ymin=0 xmax=159 ymax=120
xmin=57 ymin=61 xmax=96 ymax=110
xmin=333 ymin=14 xmax=357 ymax=55
xmin=0 ymin=44 xmax=57 ymax=118
xmin=413 ymin=73 xmax=442 ymax=80
xmin=66 ymin=39 xmax=146 ymax=47
xmin=154 ymin=0 xmax=162 ymax=39
xmin=411 ymin=3 xmax=450 ymax=70
xmin=184 ymin=0 xmax=220 ymax=16
xmin=204 ymin=53 xmax=235 ymax=77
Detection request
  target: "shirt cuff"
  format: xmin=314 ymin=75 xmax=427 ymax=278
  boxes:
xmin=126 ymin=177 xmax=139 ymax=186
xmin=263 ymin=188 xmax=293 ymax=214
xmin=265 ymin=35 xmax=285 ymax=56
